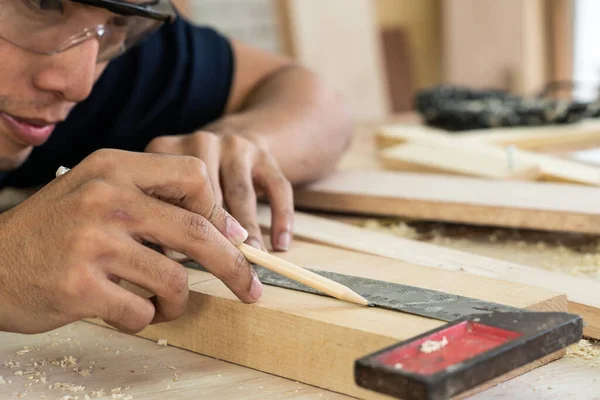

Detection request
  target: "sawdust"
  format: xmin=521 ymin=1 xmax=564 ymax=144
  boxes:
xmin=156 ymin=339 xmax=168 ymax=347
xmin=362 ymin=219 xmax=600 ymax=279
xmin=54 ymin=382 xmax=86 ymax=392
xmin=420 ymin=337 xmax=449 ymax=354
xmin=567 ymin=339 xmax=600 ymax=366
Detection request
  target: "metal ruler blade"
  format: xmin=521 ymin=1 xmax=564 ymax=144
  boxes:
xmin=184 ymin=262 xmax=522 ymax=322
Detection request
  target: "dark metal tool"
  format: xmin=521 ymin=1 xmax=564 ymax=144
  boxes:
xmin=184 ymin=262 xmax=583 ymax=400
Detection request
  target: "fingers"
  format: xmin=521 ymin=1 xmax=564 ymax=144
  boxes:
xmin=96 ymin=280 xmax=156 ymax=334
xmin=78 ymin=149 xmax=249 ymax=246
xmin=128 ymin=194 xmax=262 ymax=304
xmin=186 ymin=134 xmax=224 ymax=206
xmin=254 ymin=156 xmax=295 ymax=251
xmin=105 ymin=236 xmax=190 ymax=324
xmin=220 ymin=149 xmax=265 ymax=251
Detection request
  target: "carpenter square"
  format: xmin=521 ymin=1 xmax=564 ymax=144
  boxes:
xmin=183 ymin=262 xmax=583 ymax=400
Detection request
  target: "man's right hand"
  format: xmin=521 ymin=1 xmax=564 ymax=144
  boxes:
xmin=0 ymin=149 xmax=263 ymax=335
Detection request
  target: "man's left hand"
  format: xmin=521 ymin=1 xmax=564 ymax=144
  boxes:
xmin=146 ymin=131 xmax=294 ymax=253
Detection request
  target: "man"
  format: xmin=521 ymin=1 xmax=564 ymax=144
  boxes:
xmin=0 ymin=1 xmax=351 ymax=335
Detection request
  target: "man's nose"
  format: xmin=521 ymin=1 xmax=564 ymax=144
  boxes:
xmin=32 ymin=40 xmax=100 ymax=103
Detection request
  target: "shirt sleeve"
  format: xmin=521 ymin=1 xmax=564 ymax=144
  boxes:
xmin=1 ymin=16 xmax=235 ymax=189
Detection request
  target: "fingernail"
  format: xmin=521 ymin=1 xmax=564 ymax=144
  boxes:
xmin=164 ymin=249 xmax=190 ymax=262
xmin=277 ymin=232 xmax=291 ymax=251
xmin=226 ymin=217 xmax=248 ymax=245
xmin=250 ymin=276 xmax=263 ymax=301
xmin=248 ymin=239 xmax=263 ymax=250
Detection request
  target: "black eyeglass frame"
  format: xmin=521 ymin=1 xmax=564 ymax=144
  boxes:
xmin=69 ymin=0 xmax=177 ymax=21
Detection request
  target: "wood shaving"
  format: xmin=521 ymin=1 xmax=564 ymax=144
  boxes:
xmin=567 ymin=339 xmax=600 ymax=366
xmin=89 ymin=390 xmax=106 ymax=397
xmin=15 ymin=347 xmax=34 ymax=356
xmin=54 ymin=382 xmax=86 ymax=392
xmin=157 ymin=339 xmax=168 ymax=347
xmin=73 ymin=367 xmax=92 ymax=377
xmin=4 ymin=360 xmax=21 ymax=368
xmin=0 ymin=376 xmax=6 ymax=385
xmin=420 ymin=337 xmax=449 ymax=354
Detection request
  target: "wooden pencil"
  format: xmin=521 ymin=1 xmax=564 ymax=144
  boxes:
xmin=238 ymin=243 xmax=369 ymax=306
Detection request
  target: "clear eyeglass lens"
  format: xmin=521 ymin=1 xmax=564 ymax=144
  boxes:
xmin=0 ymin=0 xmax=164 ymax=63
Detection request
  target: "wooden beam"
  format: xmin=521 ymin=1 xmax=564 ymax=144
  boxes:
xmin=91 ymin=240 xmax=565 ymax=399
xmin=257 ymin=205 xmax=600 ymax=339
xmin=293 ymin=169 xmax=600 ymax=235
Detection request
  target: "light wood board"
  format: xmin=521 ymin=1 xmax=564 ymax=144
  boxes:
xmin=88 ymin=240 xmax=565 ymax=399
xmin=293 ymin=169 xmax=600 ymax=235
xmin=257 ymin=205 xmax=600 ymax=339
xmin=379 ymin=141 xmax=542 ymax=180
xmin=377 ymin=120 xmax=600 ymax=152
xmin=279 ymin=0 xmax=390 ymax=122
xmin=441 ymin=0 xmax=548 ymax=95
xmin=377 ymin=124 xmax=600 ymax=186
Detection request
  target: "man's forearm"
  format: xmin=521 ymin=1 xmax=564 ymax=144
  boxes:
xmin=204 ymin=66 xmax=353 ymax=185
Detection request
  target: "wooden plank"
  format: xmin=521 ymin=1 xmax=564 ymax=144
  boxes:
xmin=375 ymin=0 xmax=442 ymax=91
xmin=257 ymin=205 xmax=600 ymax=339
xmin=377 ymin=120 xmax=600 ymax=152
xmin=281 ymin=0 xmax=390 ymax=122
xmin=379 ymin=141 xmax=542 ymax=180
xmin=377 ymin=123 xmax=600 ymax=186
xmin=441 ymin=0 xmax=548 ymax=95
xmin=293 ymin=169 xmax=600 ymax=235
xmin=89 ymin=240 xmax=565 ymax=399
xmin=547 ymin=0 xmax=575 ymax=97
xmin=380 ymin=28 xmax=414 ymax=113
xmin=458 ymin=120 xmax=600 ymax=151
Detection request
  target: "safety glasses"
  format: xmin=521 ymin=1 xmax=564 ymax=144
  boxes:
xmin=0 ymin=0 xmax=177 ymax=63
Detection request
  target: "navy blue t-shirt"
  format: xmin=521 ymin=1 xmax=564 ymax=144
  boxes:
xmin=0 ymin=17 xmax=234 ymax=189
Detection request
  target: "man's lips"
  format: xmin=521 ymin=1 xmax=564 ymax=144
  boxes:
xmin=0 ymin=112 xmax=59 ymax=147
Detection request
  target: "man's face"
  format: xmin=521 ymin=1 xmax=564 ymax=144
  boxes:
xmin=0 ymin=2 xmax=116 ymax=171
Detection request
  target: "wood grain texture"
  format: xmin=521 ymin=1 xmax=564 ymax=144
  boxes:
xmin=441 ymin=0 xmax=548 ymax=95
xmin=88 ymin=240 xmax=565 ymax=399
xmin=293 ymin=169 xmax=600 ymax=235
xmin=282 ymin=0 xmax=390 ymax=122
xmin=379 ymin=141 xmax=542 ymax=180
xmin=378 ymin=120 xmax=600 ymax=152
xmin=377 ymin=123 xmax=600 ymax=186
xmin=375 ymin=0 xmax=442 ymax=90
xmin=257 ymin=206 xmax=600 ymax=339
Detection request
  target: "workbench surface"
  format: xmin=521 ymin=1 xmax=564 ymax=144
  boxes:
xmin=0 ymin=321 xmax=597 ymax=400
xmin=1 ymin=116 xmax=599 ymax=399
